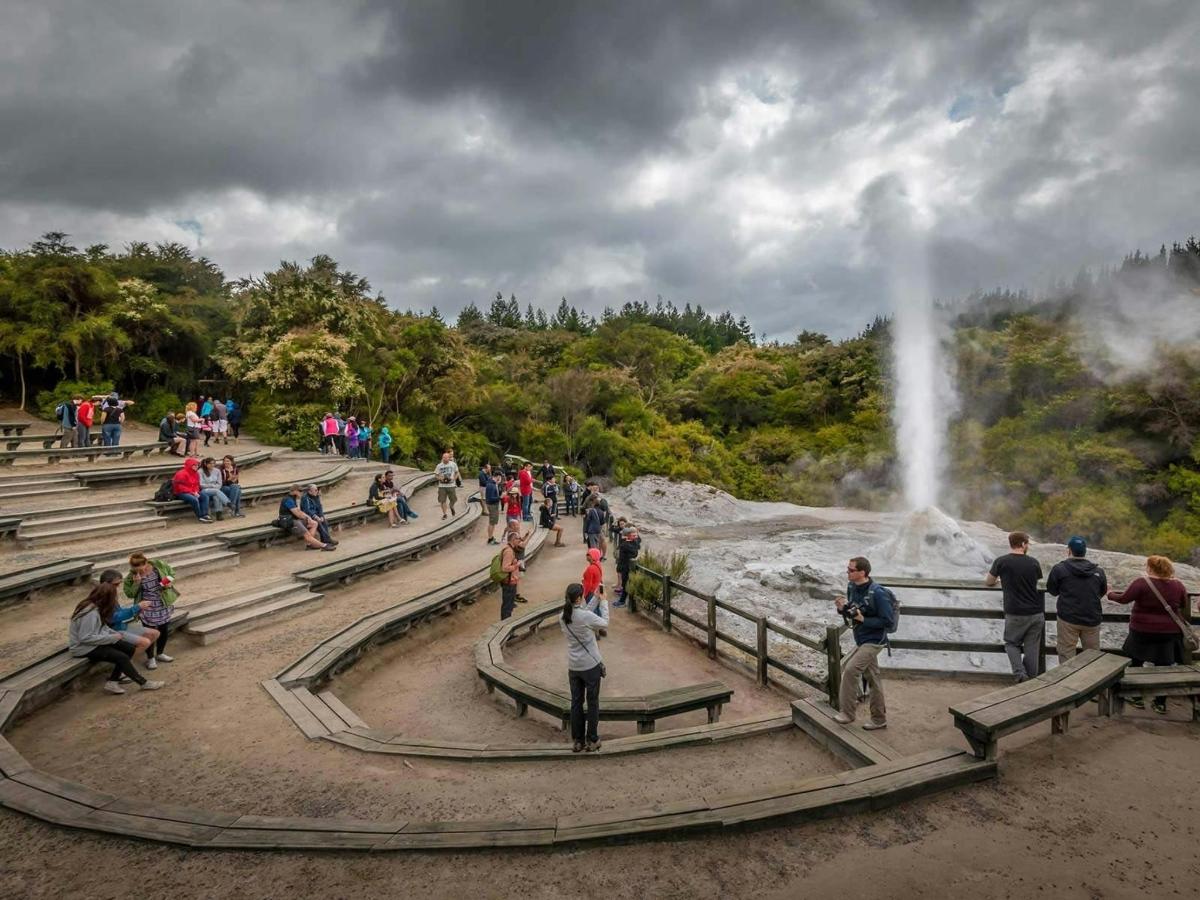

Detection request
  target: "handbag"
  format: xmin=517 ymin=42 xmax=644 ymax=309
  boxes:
xmin=1141 ymin=576 xmax=1200 ymax=652
xmin=565 ymin=620 xmax=606 ymax=678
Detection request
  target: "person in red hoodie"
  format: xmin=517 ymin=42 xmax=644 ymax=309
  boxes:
xmin=171 ymin=457 xmax=213 ymax=522
xmin=1108 ymin=554 xmax=1191 ymax=713
xmin=518 ymin=462 xmax=534 ymax=522
xmin=76 ymin=397 xmax=94 ymax=448
xmin=582 ymin=547 xmax=605 ymax=611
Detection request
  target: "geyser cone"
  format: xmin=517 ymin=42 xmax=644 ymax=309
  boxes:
xmin=871 ymin=506 xmax=993 ymax=577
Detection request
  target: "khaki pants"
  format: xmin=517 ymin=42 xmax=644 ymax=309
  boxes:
xmin=1056 ymin=619 xmax=1100 ymax=661
xmin=838 ymin=642 xmax=887 ymax=724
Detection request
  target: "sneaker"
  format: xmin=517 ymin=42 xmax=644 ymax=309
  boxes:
xmin=1152 ymin=700 xmax=1168 ymax=715
xmin=442 ymin=513 xmax=448 ymax=520
xmin=487 ymin=538 xmax=498 ymax=545
xmin=103 ymin=682 xmax=126 ymax=695
xmin=198 ymin=516 xmax=214 ymax=523
xmin=585 ymin=741 xmax=602 ymax=753
xmin=140 ymin=680 xmax=165 ymax=691
xmin=234 ymin=512 xmax=246 ymax=518
xmin=572 ymin=742 xmax=584 ymax=754
xmin=862 ymin=721 xmax=888 ymax=731
xmin=146 ymin=657 xmax=158 ymax=670
xmin=156 ymin=654 xmax=174 ymax=663
xmin=322 ymin=543 xmax=337 ymax=551
xmin=1127 ymin=696 xmax=1145 ymax=710
xmin=516 ymin=595 xmax=528 ymax=604
xmin=613 ymin=600 xmax=627 ymax=608
xmin=833 ymin=713 xmax=854 ymax=725
xmin=451 ymin=507 xmax=457 ymax=515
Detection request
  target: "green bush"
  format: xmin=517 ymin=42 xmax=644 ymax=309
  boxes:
xmin=35 ymin=380 xmax=113 ymax=421
xmin=245 ymin=401 xmax=327 ymax=451
xmin=130 ymin=386 xmax=186 ymax=426
xmin=625 ymin=547 xmax=690 ymax=611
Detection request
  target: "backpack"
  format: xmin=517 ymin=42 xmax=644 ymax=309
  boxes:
xmin=152 ymin=478 xmax=174 ymax=503
xmin=871 ymin=583 xmax=900 ymax=635
xmin=489 ymin=551 xmax=508 ymax=585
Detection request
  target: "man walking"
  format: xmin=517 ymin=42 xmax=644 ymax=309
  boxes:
xmin=435 ymin=450 xmax=460 ymax=519
xmin=484 ymin=471 xmax=503 ymax=545
xmin=57 ymin=395 xmax=80 ymax=448
xmin=987 ymin=531 xmax=1045 ymax=682
xmin=833 ymin=556 xmax=894 ymax=730
xmin=1046 ymin=536 xmax=1107 ymax=661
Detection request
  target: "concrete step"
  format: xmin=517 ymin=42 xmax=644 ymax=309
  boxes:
xmin=17 ymin=511 xmax=166 ymax=546
xmin=91 ymin=541 xmax=241 ymax=581
xmin=182 ymin=586 xmax=323 ymax=645
xmin=179 ymin=579 xmax=305 ymax=620
xmin=0 ymin=484 xmax=87 ymax=500
xmin=19 ymin=501 xmax=150 ymax=528
xmin=0 ymin=476 xmax=81 ymax=498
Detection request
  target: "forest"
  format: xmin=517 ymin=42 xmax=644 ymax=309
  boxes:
xmin=2 ymin=231 xmax=1198 ymax=563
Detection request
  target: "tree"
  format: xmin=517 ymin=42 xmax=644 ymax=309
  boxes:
xmin=545 ymin=368 xmax=595 ymax=462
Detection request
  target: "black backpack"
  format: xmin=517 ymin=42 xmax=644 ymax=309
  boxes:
xmin=152 ymin=478 xmax=174 ymax=503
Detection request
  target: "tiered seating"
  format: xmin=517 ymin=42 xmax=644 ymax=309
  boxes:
xmin=147 ymin=463 xmax=351 ymax=517
xmin=0 ymin=561 xmax=94 ymax=608
xmin=0 ymin=441 xmax=168 ymax=466
xmin=0 ymin=422 xmax=32 ymax=436
xmin=2 ymin=431 xmax=100 ymax=451
xmin=1114 ymin=664 xmax=1200 ymax=717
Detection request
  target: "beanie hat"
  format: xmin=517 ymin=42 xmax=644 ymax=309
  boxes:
xmin=1067 ymin=536 xmax=1087 ymax=557
xmin=587 ymin=548 xmax=601 ymax=563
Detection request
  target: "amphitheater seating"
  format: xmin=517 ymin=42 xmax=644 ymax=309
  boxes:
xmin=3 ymin=431 xmax=100 ymax=451
xmin=476 ymin=604 xmax=733 ymax=733
xmin=791 ymin=697 xmax=902 ymax=767
xmin=73 ymin=449 xmax=273 ymax=487
xmin=950 ymin=649 xmax=1130 ymax=759
xmin=0 ymin=560 xmax=93 ymax=608
xmin=0 ymin=422 xmax=32 ymax=436
xmin=1113 ymin=664 xmax=1200 ymax=718
xmin=147 ymin=463 xmax=351 ymax=517
xmin=0 ymin=442 xmax=168 ymax=466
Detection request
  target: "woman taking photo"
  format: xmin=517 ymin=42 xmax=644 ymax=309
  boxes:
xmin=68 ymin=580 xmax=165 ymax=695
xmin=560 ymin=582 xmax=609 ymax=753
xmin=1107 ymin=555 xmax=1191 ymax=714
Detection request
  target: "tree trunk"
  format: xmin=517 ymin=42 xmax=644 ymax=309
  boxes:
xmin=74 ymin=348 xmax=81 ymax=380
xmin=17 ymin=352 xmax=26 ymax=410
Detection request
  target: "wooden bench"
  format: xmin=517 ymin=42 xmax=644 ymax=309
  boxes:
xmin=0 ymin=560 xmax=94 ymax=609
xmin=0 ymin=442 xmax=168 ymax=466
xmin=0 ymin=422 xmax=32 ymax=436
xmin=73 ymin=449 xmax=273 ymax=487
xmin=3 ymin=431 xmax=101 ymax=451
xmin=950 ymin=649 xmax=1130 ymax=759
xmin=1114 ymin=664 xmax=1200 ymax=719
xmin=147 ymin=463 xmax=351 ymax=517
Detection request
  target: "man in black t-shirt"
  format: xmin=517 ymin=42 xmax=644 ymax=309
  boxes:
xmin=987 ymin=531 xmax=1045 ymax=682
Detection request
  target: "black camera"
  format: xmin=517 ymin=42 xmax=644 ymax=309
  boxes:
xmin=840 ymin=601 xmax=864 ymax=625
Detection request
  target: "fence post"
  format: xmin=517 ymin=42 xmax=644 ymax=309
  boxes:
xmin=661 ymin=573 xmax=672 ymax=632
xmin=825 ymin=625 xmax=843 ymax=708
xmin=1183 ymin=592 xmax=1195 ymax=665
xmin=706 ymin=594 xmax=717 ymax=659
xmin=756 ymin=617 xmax=768 ymax=686
xmin=1037 ymin=618 xmax=1048 ymax=674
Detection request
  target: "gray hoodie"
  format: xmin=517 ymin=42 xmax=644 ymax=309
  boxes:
xmin=68 ymin=608 xmax=122 ymax=657
xmin=560 ymin=601 xmax=610 ymax=672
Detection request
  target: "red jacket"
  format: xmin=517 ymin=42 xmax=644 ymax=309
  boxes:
xmin=1108 ymin=577 xmax=1188 ymax=634
xmin=172 ymin=458 xmax=201 ymax=496
xmin=518 ymin=469 xmax=533 ymax=496
xmin=77 ymin=401 xmax=94 ymax=428
xmin=505 ymin=494 xmax=522 ymax=519
xmin=582 ymin=562 xmax=603 ymax=598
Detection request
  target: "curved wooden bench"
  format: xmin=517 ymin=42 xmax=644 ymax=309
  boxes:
xmin=1113 ymin=664 xmax=1200 ymax=718
xmin=950 ymin=649 xmax=1129 ymax=759
xmin=0 ymin=422 xmax=32 ymax=436
xmin=0 ymin=561 xmax=94 ymax=608
xmin=73 ymin=449 xmax=273 ymax=487
xmin=3 ymin=431 xmax=100 ymax=451
xmin=477 ymin=603 xmax=734 ymax=733
xmin=147 ymin=463 xmax=352 ymax=518
xmin=0 ymin=442 xmax=168 ymax=466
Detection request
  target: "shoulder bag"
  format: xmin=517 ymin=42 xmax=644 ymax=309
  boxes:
xmin=1141 ymin=576 xmax=1200 ymax=652
xmin=565 ymin=618 xmax=606 ymax=678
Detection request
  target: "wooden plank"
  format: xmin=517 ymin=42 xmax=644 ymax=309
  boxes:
xmin=11 ymin=769 xmax=116 ymax=809
xmin=555 ymin=799 xmax=714 ymax=842
xmin=290 ymin=687 xmax=350 ymax=734
xmin=82 ymin=808 xmax=222 ymax=846
xmin=0 ymin=735 xmax=31 ymax=777
xmin=791 ymin=698 xmax=899 ymax=767
xmin=232 ymin=813 xmax=407 ymax=833
xmin=950 ymin=650 xmax=1107 ymax=717
xmin=259 ymin=679 xmax=329 ymax=739
xmin=99 ymin=796 xmax=240 ymax=828
xmin=318 ymin=691 xmax=368 ymax=730
xmin=0 ymin=777 xmax=94 ymax=827
xmin=0 ymin=690 xmax=19 ymax=731
xmin=208 ymin=828 xmax=394 ymax=850
xmin=383 ymin=828 xmax=556 ymax=849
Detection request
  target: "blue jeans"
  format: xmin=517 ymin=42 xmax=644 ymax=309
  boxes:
xmin=220 ymin=484 xmax=242 ymax=514
xmin=396 ymin=495 xmax=418 ymax=520
xmin=521 ymin=494 xmax=533 ymax=520
xmin=380 ymin=447 xmax=391 ymax=464
xmin=102 ymin=423 xmax=122 ymax=446
xmin=175 ymin=492 xmax=209 ymax=519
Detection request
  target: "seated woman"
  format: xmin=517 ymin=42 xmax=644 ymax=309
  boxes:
xmin=68 ymin=578 xmax=165 ymax=694
xmin=220 ymin=455 xmax=244 ymax=517
xmin=1107 ymin=555 xmax=1191 ymax=714
xmin=382 ymin=470 xmax=417 ymax=521
xmin=171 ymin=457 xmax=212 ymax=522
xmin=198 ymin=457 xmax=229 ymax=519
xmin=369 ymin=473 xmax=403 ymax=527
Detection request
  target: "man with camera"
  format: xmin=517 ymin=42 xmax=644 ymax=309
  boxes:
xmin=833 ymin=556 xmax=895 ymax=730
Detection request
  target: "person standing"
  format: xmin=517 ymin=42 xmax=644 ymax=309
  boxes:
xmin=1045 ymin=536 xmax=1108 ymax=661
xmin=540 ymin=459 xmax=555 ymax=483
xmin=357 ymin=421 xmax=372 ymax=459
xmin=211 ymin=398 xmax=229 ymax=445
xmin=478 ymin=462 xmax=492 ymax=490
xmin=518 ymin=462 xmax=534 ymax=522
xmin=321 ymin=412 xmax=339 ymax=454
xmin=184 ymin=402 xmax=202 ymax=457
xmin=435 ymin=450 xmax=460 ymax=519
xmin=614 ymin=525 xmax=641 ymax=608
xmin=583 ymin=497 xmax=604 ymax=552
xmin=505 ymin=486 xmax=523 ymax=522
xmin=986 ymin=531 xmax=1045 ymax=682
xmin=499 ymin=531 xmax=523 ymax=620
xmin=57 ymin=395 xmax=80 ymax=448
xmin=543 ymin=475 xmax=559 ymax=513
xmin=560 ymin=582 xmax=609 ymax=753
xmin=98 ymin=393 xmax=130 ymax=447
xmin=76 ymin=395 xmax=94 ymax=447
xmin=564 ymin=474 xmax=580 ymax=517
xmin=581 ymin=547 xmax=605 ymax=610
xmin=123 ymin=553 xmax=179 ymax=670
xmin=345 ymin=417 xmax=360 ymax=459
xmin=226 ymin=399 xmax=241 ymax=441
xmin=377 ymin=425 xmax=393 ymax=464
xmin=1108 ymin=555 xmax=1191 ymax=713
xmin=833 ymin=556 xmax=894 ymax=730
xmin=484 ymin=471 xmax=503 ymax=545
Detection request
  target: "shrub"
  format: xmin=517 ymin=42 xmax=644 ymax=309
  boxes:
xmin=625 ymin=547 xmax=690 ymax=611
xmin=245 ymin=400 xmax=327 ymax=451
xmin=130 ymin=386 xmax=185 ymax=426
xmin=35 ymin=380 xmax=114 ymax=421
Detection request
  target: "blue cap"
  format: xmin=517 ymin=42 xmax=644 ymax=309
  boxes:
xmin=1067 ymin=536 xmax=1087 ymax=557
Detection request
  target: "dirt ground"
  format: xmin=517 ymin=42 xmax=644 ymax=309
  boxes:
xmin=1 ymin=416 xmax=1199 ymax=898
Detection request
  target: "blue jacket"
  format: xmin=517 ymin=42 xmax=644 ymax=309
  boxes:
xmin=484 ymin=480 xmax=502 ymax=504
xmin=847 ymin=579 xmax=895 ymax=646
xmin=107 ymin=602 xmax=143 ymax=633
xmin=300 ymin=494 xmax=325 ymax=519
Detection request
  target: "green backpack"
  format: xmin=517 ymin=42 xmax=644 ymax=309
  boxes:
xmin=489 ymin=552 xmax=507 ymax=584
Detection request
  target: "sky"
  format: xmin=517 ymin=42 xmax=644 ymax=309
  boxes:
xmin=2 ymin=0 xmax=1197 ymax=339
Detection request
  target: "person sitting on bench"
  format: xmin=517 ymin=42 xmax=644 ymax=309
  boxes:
xmin=68 ymin=578 xmax=164 ymax=695
xmin=279 ymin=483 xmax=335 ymax=550
xmin=300 ymin=483 xmax=338 ymax=546
xmin=171 ymin=457 xmax=213 ymax=522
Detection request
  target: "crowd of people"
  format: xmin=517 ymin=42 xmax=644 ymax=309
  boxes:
xmin=56 ymin=392 xmax=135 ymax=448
xmin=167 ymin=454 xmax=244 ymax=523
xmin=319 ymin=413 xmax=390 ymax=461
xmin=55 ymin=392 xmax=240 ymax=454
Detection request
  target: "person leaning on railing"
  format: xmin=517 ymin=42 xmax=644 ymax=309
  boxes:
xmin=986 ymin=530 xmax=1045 ymax=683
xmin=1107 ymin=555 xmax=1190 ymax=714
xmin=833 ymin=556 xmax=895 ymax=730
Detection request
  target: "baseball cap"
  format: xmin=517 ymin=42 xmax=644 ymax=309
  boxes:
xmin=1067 ymin=536 xmax=1087 ymax=556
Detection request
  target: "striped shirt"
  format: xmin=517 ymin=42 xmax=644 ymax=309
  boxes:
xmin=138 ymin=572 xmax=171 ymax=626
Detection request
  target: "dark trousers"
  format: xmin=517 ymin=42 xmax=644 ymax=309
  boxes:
xmin=566 ymin=496 xmax=578 ymax=516
xmin=501 ymin=582 xmax=518 ymax=620
xmin=569 ymin=664 xmax=603 ymax=744
xmin=86 ymin=641 xmax=145 ymax=684
xmin=152 ymin=621 xmax=170 ymax=656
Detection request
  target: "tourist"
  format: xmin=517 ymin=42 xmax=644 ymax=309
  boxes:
xmin=369 ymin=472 xmax=404 ymax=527
xmin=564 ymin=474 xmax=580 ymax=517
xmin=518 ymin=462 xmax=534 ymax=521
xmin=583 ymin=495 xmax=605 ymax=552
xmin=278 ymin=484 xmax=335 ymax=549
xmin=1045 ymin=536 xmax=1108 ymax=661
xmin=333 ymin=412 xmax=347 ymax=455
xmin=68 ymin=581 xmax=164 ymax=694
xmin=220 ymin=455 xmax=244 ymax=517
xmin=540 ymin=458 xmax=556 ymax=483
xmin=1108 ymin=555 xmax=1190 ymax=713
xmin=200 ymin=414 xmax=214 ymax=448
xmin=505 ymin=486 xmax=522 ymax=521
xmin=498 ymin=530 xmax=524 ymax=619
xmin=56 ymin=395 xmax=81 ymax=448
xmin=184 ymin=402 xmax=202 ymax=456
xmin=478 ymin=462 xmax=492 ymax=490
xmin=543 ymin=474 xmax=559 ymax=512
xmin=614 ymin=525 xmax=641 ymax=607
xmin=171 ymin=458 xmax=212 ymax=522
xmin=377 ymin=425 xmax=393 ymax=464
xmin=539 ymin=495 xmax=565 ymax=547
xmin=582 ymin=547 xmax=605 ymax=611
xmin=102 ymin=578 xmax=161 ymax=668
xmin=159 ymin=411 xmax=185 ymax=456
xmin=833 ymin=556 xmax=895 ymax=730
xmin=198 ymin=457 xmax=230 ymax=519
xmin=76 ymin=395 xmax=94 ymax=448
xmin=382 ymin=470 xmax=418 ymax=521
xmin=321 ymin=412 xmax=339 ymax=455
xmin=986 ymin=531 xmax=1045 ymax=682
xmin=226 ymin=398 xmax=241 ymax=441
xmin=98 ymin=392 xmax=131 ymax=446
xmin=435 ymin=450 xmax=460 ymax=519
xmin=301 ymin=484 xmax=338 ymax=545
xmin=345 ymin=417 xmax=360 ymax=459
xmin=484 ymin=471 xmax=503 ymax=545
xmin=200 ymin=396 xmax=214 ymax=419
xmin=123 ymin=552 xmax=179 ymax=669
xmin=212 ymin=397 xmax=229 ymax=445
xmin=357 ymin=420 xmax=372 ymax=459
xmin=560 ymin=582 xmax=609 ymax=753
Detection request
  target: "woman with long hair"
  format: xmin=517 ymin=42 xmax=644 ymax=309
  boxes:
xmin=560 ymin=582 xmax=609 ymax=752
xmin=184 ymin=401 xmax=202 ymax=457
xmin=198 ymin=456 xmax=229 ymax=519
xmin=1108 ymin=555 xmax=1191 ymax=714
xmin=369 ymin=472 xmax=401 ymax=527
xmin=220 ymin=454 xmax=244 ymax=517
xmin=68 ymin=581 xmax=164 ymax=695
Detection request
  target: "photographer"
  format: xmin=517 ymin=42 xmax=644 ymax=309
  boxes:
xmin=833 ymin=556 xmax=894 ymax=730
xmin=560 ymin=582 xmax=609 ymax=753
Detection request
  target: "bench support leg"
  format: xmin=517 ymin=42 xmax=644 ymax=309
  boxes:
xmin=1051 ymin=712 xmax=1069 ymax=735
xmin=1096 ymin=688 xmax=1113 ymax=717
xmin=963 ymin=733 xmax=995 ymax=761
xmin=637 ymin=721 xmax=654 ymax=735
xmin=707 ymin=703 xmax=722 ymax=725
xmin=1113 ymin=694 xmax=1125 ymax=717
xmin=515 ymin=701 xmax=528 ymax=718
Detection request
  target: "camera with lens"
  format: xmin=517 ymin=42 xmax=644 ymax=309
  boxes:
xmin=839 ymin=600 xmax=865 ymax=625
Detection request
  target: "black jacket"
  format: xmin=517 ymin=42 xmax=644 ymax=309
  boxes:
xmin=1045 ymin=557 xmax=1108 ymax=627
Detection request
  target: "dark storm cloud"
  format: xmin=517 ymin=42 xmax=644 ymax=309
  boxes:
xmin=1 ymin=0 xmax=1198 ymax=338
